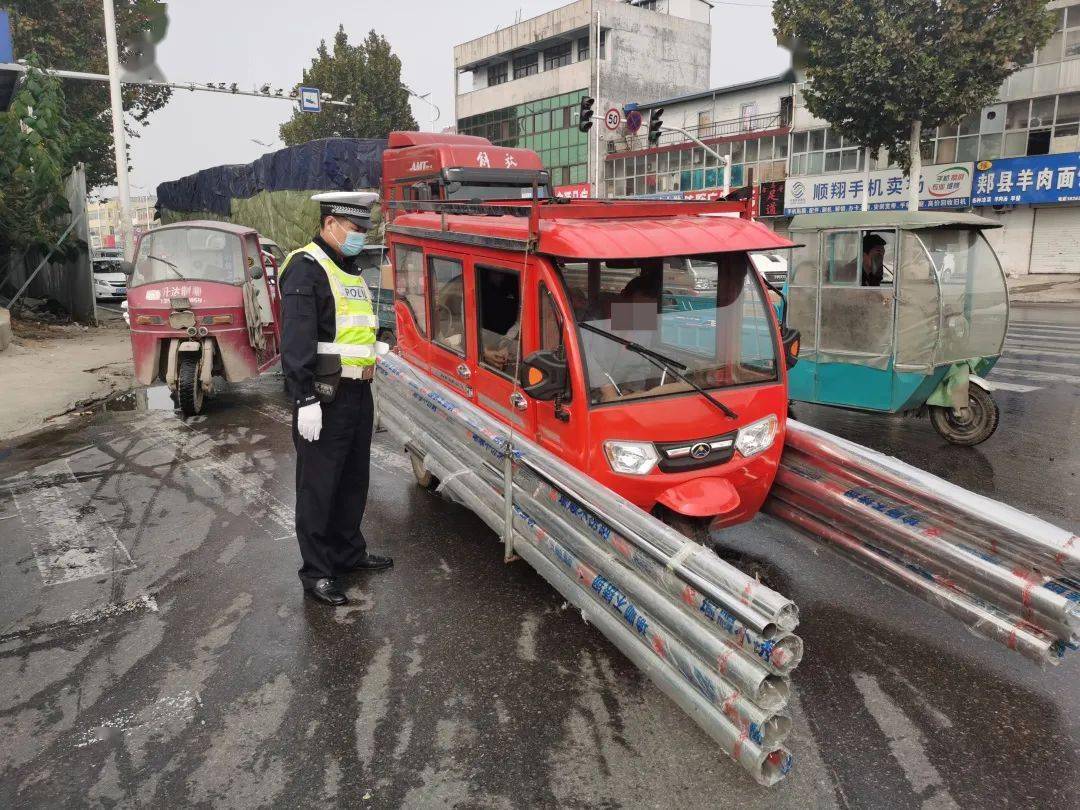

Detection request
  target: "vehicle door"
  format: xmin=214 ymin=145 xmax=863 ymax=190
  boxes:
xmin=241 ymin=232 xmax=279 ymax=365
xmin=815 ymin=228 xmax=898 ymax=410
xmin=471 ymin=258 xmax=535 ymax=435
xmin=425 ymin=250 xmax=476 ymax=403
xmin=527 ymin=258 xmax=586 ymax=470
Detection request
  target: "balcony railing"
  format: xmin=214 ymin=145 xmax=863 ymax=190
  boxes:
xmin=612 ymin=111 xmax=785 ymax=154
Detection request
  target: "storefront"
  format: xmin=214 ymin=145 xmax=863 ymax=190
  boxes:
xmin=971 ymin=153 xmax=1080 ymax=275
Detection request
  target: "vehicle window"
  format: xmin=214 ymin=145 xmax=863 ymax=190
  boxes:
xmin=539 ymin=283 xmax=563 ymax=352
xmin=131 ymin=228 xmax=245 ymax=287
xmin=394 ymin=245 xmax=427 ymax=336
xmin=559 ymin=254 xmax=778 ymax=405
xmin=823 ymin=231 xmax=861 ymax=285
xmin=429 ymin=256 xmax=466 ymax=356
xmin=917 ymin=228 xmax=1007 ymax=363
xmin=476 ymin=265 xmax=520 ymax=377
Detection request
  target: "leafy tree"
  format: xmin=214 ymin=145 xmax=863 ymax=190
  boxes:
xmin=8 ymin=0 xmax=172 ymax=189
xmin=0 ymin=60 xmax=77 ymax=281
xmin=280 ymin=27 xmax=417 ymax=145
xmin=774 ymin=0 xmax=1055 ymax=210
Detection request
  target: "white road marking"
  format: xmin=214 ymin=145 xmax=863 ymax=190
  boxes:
xmin=8 ymin=459 xmax=135 ymax=586
xmin=991 ymin=366 xmax=1080 ymax=386
xmin=138 ymin=420 xmax=295 ymax=535
xmin=1005 ymin=337 xmax=1080 ymax=350
xmin=852 ymin=672 xmax=958 ymax=809
xmin=983 ymin=380 xmax=1041 ymax=393
xmin=243 ymin=401 xmax=411 ymax=475
xmin=1001 ymin=346 xmax=1080 ymax=359
xmin=995 ymin=357 xmax=1080 ymax=372
xmin=1007 ymin=322 xmax=1080 ymax=334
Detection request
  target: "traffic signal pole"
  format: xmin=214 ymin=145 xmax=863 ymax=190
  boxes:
xmin=663 ymin=125 xmax=731 ymax=198
xmin=102 ymin=0 xmax=133 ymax=260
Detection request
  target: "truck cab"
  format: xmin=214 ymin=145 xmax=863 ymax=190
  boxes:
xmin=382 ymin=134 xmax=798 ymax=538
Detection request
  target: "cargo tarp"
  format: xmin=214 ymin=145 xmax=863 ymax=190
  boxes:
xmin=156 ymin=138 xmax=387 ymax=250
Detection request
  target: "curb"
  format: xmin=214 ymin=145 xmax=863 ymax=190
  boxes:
xmin=0 ymin=308 xmax=11 ymax=353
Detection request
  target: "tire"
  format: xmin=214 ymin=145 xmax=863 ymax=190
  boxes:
xmin=409 ymin=450 xmax=438 ymax=490
xmin=658 ymin=506 xmax=712 ymax=545
xmin=177 ymin=354 xmax=204 ymax=417
xmin=929 ymin=384 xmax=999 ymax=446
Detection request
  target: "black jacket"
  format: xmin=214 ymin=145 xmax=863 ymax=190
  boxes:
xmin=280 ymin=236 xmax=361 ymax=408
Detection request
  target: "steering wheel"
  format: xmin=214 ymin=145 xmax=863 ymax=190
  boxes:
xmin=437 ymin=303 xmax=457 ymax=335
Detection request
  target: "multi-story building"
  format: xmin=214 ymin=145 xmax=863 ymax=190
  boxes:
xmin=603 ymin=71 xmax=794 ymax=225
xmin=87 ymin=195 xmax=157 ymax=252
xmin=783 ymin=0 xmax=1080 ymax=275
xmin=453 ymin=0 xmax=713 ymax=195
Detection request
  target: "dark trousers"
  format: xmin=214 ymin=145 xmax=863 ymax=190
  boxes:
xmin=292 ymin=380 xmax=373 ymax=586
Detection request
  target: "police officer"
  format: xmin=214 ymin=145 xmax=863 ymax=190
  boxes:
xmin=280 ymin=191 xmax=393 ymax=606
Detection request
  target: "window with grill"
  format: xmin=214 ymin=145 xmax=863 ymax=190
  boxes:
xmin=544 ymin=42 xmax=572 ymax=71
xmin=578 ymin=36 xmax=590 ymax=61
xmin=487 ymin=62 xmax=507 ymax=86
xmin=513 ymin=54 xmax=538 ymax=79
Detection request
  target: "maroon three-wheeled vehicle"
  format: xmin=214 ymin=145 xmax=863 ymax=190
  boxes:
xmin=125 ymin=221 xmax=281 ymax=415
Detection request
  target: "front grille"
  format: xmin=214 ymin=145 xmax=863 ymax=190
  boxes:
xmin=655 ymin=430 xmax=738 ymax=473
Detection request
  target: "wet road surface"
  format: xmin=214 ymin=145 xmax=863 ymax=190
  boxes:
xmin=0 ymin=304 xmax=1076 ymax=808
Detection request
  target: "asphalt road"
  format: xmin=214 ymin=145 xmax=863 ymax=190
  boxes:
xmin=0 ymin=304 xmax=1076 ymax=808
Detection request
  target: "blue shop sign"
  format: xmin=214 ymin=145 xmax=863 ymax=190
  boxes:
xmin=972 ymin=153 xmax=1080 ymax=206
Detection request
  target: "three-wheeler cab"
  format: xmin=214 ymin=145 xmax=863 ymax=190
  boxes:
xmin=125 ymin=221 xmax=281 ymax=416
xmin=383 ymin=135 xmax=800 ymax=541
xmin=781 ymin=212 xmax=1009 ymax=445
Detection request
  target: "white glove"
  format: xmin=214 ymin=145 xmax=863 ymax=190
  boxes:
xmin=297 ymin=402 xmax=322 ymax=442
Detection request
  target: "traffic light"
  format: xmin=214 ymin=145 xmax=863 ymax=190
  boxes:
xmin=578 ymin=96 xmax=595 ymax=133
xmin=648 ymin=107 xmax=664 ymax=146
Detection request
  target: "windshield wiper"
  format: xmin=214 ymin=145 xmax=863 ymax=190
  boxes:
xmin=147 ymin=254 xmax=185 ymax=281
xmin=578 ymin=322 xmax=739 ymax=419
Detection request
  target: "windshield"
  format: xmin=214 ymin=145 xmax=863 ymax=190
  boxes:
xmin=93 ymin=260 xmax=123 ymax=275
xmin=131 ymin=228 xmax=246 ymax=287
xmin=915 ymin=228 xmax=1007 ymax=361
xmin=446 ymin=183 xmax=551 ymax=202
xmin=559 ymin=254 xmax=779 ymax=404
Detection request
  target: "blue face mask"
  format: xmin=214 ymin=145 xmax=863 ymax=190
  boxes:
xmin=332 ymin=220 xmax=367 ymax=256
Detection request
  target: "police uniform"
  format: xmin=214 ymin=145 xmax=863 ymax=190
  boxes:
xmin=280 ymin=192 xmax=392 ymax=605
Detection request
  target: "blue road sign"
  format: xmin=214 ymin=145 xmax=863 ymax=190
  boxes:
xmin=0 ymin=11 xmax=13 ymax=63
xmin=299 ymin=86 xmax=321 ymax=113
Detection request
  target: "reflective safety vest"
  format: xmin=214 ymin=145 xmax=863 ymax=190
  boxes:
xmin=281 ymin=242 xmax=378 ymax=368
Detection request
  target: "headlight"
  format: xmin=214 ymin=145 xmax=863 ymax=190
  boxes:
xmin=603 ymin=440 xmax=659 ymax=475
xmin=735 ymin=415 xmax=779 ymax=458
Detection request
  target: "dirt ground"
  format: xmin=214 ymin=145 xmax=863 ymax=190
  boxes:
xmin=0 ymin=317 xmax=133 ymax=444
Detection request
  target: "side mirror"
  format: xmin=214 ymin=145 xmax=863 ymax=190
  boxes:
xmin=250 ymin=265 xmax=264 ymax=280
xmin=519 ymin=349 xmax=568 ymax=401
xmin=119 ymin=260 xmax=134 ymax=277
xmin=781 ymin=326 xmax=801 ymax=370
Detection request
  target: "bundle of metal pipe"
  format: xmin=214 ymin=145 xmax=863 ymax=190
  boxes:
xmin=375 ymin=354 xmax=801 ymax=785
xmin=766 ymin=421 xmax=1080 ymax=665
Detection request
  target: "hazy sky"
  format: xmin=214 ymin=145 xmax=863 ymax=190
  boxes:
xmin=104 ymin=0 xmax=787 ymax=195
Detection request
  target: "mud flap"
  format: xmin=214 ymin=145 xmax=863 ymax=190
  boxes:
xmin=926 ymin=361 xmax=972 ymax=410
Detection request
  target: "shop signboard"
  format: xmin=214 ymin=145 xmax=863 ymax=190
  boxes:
xmin=971 ymin=153 xmax=1080 ymax=206
xmin=784 ymin=163 xmax=973 ymax=214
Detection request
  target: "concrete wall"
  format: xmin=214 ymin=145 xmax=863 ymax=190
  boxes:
xmin=454 ymin=1 xmax=592 ymax=71
xmin=4 ymin=164 xmax=96 ymax=324
xmin=978 ymin=206 xmax=1035 ymax=277
xmin=457 ymin=60 xmax=592 ymax=120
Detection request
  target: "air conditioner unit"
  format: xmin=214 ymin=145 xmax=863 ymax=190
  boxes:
xmin=1029 ymin=116 xmax=1046 ymax=128
xmin=992 ymin=203 xmax=1016 ymax=214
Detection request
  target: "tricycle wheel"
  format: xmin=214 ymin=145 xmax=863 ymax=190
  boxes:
xmin=929 ymin=384 xmax=999 ymax=446
xmin=177 ymin=354 xmax=204 ymax=417
xmin=409 ymin=449 xmax=438 ymax=490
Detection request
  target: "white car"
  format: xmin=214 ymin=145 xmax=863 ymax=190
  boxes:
xmin=93 ymin=258 xmax=128 ymax=301
xmin=750 ymin=252 xmax=789 ymax=287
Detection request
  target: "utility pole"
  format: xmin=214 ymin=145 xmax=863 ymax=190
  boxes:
xmin=102 ymin=0 xmax=133 ymax=260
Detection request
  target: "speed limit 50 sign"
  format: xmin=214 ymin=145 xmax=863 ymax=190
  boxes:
xmin=604 ymin=108 xmax=622 ymax=130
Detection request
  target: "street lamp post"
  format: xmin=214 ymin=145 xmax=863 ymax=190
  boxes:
xmin=101 ymin=0 xmax=133 ymax=260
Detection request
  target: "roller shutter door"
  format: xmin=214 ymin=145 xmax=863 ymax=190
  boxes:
xmin=1029 ymin=207 xmax=1080 ymax=274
